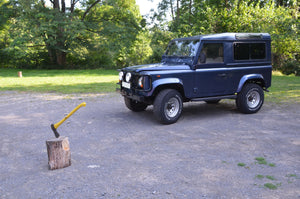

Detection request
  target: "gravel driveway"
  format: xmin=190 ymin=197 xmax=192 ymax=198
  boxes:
xmin=0 ymin=91 xmax=299 ymax=199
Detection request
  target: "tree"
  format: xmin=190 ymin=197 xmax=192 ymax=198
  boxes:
xmin=152 ymin=0 xmax=299 ymax=74
xmin=148 ymin=27 xmax=175 ymax=63
xmin=81 ymin=0 xmax=143 ymax=68
xmin=4 ymin=0 xmax=142 ymax=68
xmin=0 ymin=0 xmax=13 ymax=66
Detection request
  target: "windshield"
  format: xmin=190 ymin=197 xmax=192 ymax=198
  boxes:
xmin=165 ymin=39 xmax=200 ymax=57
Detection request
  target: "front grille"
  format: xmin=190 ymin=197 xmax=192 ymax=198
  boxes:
xmin=131 ymin=75 xmax=139 ymax=89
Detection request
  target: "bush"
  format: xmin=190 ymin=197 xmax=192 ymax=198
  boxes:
xmin=281 ymin=59 xmax=300 ymax=76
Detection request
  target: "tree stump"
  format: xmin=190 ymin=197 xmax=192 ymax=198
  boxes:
xmin=46 ymin=136 xmax=71 ymax=170
xmin=18 ymin=71 xmax=22 ymax=78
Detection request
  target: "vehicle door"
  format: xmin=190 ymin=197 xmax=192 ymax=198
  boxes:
xmin=193 ymin=42 xmax=231 ymax=98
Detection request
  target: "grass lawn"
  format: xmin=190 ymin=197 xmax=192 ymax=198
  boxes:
xmin=0 ymin=69 xmax=299 ymax=103
xmin=0 ymin=68 xmax=119 ymax=93
xmin=266 ymin=72 xmax=300 ymax=103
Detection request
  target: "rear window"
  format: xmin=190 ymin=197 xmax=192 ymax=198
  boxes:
xmin=234 ymin=43 xmax=266 ymax=60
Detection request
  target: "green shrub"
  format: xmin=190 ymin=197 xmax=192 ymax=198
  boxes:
xmin=281 ymin=59 xmax=300 ymax=76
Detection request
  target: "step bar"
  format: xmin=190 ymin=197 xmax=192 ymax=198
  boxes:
xmin=191 ymin=94 xmax=237 ymax=102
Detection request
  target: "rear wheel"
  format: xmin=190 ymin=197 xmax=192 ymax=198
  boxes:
xmin=124 ymin=97 xmax=148 ymax=112
xmin=236 ymin=83 xmax=264 ymax=114
xmin=153 ymin=89 xmax=183 ymax=124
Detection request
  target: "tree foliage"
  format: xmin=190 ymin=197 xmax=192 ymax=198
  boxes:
xmin=154 ymin=0 xmax=299 ymax=75
xmin=0 ymin=0 xmax=299 ymax=75
xmin=0 ymin=0 xmax=147 ymax=68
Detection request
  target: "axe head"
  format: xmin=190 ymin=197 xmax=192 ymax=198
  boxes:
xmin=51 ymin=124 xmax=60 ymax=138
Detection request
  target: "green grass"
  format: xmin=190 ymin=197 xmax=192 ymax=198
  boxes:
xmin=238 ymin=157 xmax=298 ymax=190
xmin=255 ymin=174 xmax=265 ymax=179
xmin=266 ymin=72 xmax=300 ymax=103
xmin=0 ymin=69 xmax=299 ymax=98
xmin=255 ymin=157 xmax=276 ymax=167
xmin=237 ymin=163 xmax=246 ymax=167
xmin=266 ymin=175 xmax=276 ymax=181
xmin=264 ymin=183 xmax=280 ymax=190
xmin=286 ymin=174 xmax=297 ymax=178
xmin=255 ymin=157 xmax=268 ymax=165
xmin=255 ymin=174 xmax=276 ymax=181
xmin=0 ymin=68 xmax=118 ymax=93
xmin=268 ymin=163 xmax=276 ymax=167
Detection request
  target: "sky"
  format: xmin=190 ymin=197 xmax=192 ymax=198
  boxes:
xmin=135 ymin=0 xmax=160 ymax=16
xmin=45 ymin=0 xmax=161 ymax=17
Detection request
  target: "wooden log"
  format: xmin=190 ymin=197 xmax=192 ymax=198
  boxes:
xmin=46 ymin=136 xmax=71 ymax=170
xmin=18 ymin=71 xmax=22 ymax=78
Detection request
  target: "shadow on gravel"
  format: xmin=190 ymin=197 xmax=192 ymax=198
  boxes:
xmin=134 ymin=100 xmax=239 ymax=123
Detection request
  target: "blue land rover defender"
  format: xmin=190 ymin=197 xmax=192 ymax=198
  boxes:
xmin=118 ymin=33 xmax=272 ymax=124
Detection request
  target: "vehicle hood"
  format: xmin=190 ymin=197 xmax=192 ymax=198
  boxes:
xmin=122 ymin=63 xmax=190 ymax=73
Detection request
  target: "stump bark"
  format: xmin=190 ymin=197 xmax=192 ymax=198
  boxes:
xmin=46 ymin=136 xmax=71 ymax=170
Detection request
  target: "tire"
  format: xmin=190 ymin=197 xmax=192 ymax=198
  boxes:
xmin=205 ymin=100 xmax=221 ymax=104
xmin=236 ymin=83 xmax=264 ymax=114
xmin=124 ymin=97 xmax=148 ymax=112
xmin=153 ymin=89 xmax=183 ymax=124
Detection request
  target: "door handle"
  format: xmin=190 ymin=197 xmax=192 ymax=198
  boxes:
xmin=218 ymin=73 xmax=227 ymax=77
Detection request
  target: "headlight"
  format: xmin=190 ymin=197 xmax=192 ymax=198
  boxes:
xmin=125 ymin=72 xmax=132 ymax=82
xmin=119 ymin=71 xmax=124 ymax=81
xmin=138 ymin=76 xmax=143 ymax=88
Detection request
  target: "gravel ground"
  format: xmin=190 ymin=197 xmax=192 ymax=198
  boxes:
xmin=0 ymin=91 xmax=299 ymax=199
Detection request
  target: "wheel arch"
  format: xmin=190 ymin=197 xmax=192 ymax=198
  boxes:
xmin=153 ymin=83 xmax=185 ymax=100
xmin=237 ymin=74 xmax=266 ymax=93
xmin=150 ymin=78 xmax=185 ymax=101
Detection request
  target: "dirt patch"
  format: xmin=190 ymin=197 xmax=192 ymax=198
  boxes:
xmin=0 ymin=91 xmax=299 ymax=198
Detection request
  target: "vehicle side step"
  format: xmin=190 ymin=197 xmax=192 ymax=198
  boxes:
xmin=191 ymin=95 xmax=237 ymax=102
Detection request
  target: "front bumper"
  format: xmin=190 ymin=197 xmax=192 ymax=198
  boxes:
xmin=119 ymin=88 xmax=146 ymax=102
xmin=117 ymin=81 xmax=153 ymax=104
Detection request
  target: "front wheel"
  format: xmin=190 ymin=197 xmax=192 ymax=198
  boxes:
xmin=236 ymin=83 xmax=264 ymax=114
xmin=153 ymin=89 xmax=183 ymax=124
xmin=124 ymin=97 xmax=148 ymax=112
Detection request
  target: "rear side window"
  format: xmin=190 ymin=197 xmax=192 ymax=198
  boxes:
xmin=234 ymin=43 xmax=266 ymax=60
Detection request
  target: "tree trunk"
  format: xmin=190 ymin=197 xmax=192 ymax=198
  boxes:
xmin=53 ymin=0 xmax=60 ymax=10
xmin=189 ymin=0 xmax=192 ymax=24
xmin=61 ymin=0 xmax=65 ymax=12
xmin=45 ymin=43 xmax=56 ymax=66
xmin=82 ymin=0 xmax=101 ymax=21
xmin=46 ymin=136 xmax=71 ymax=170
xmin=176 ymin=0 xmax=180 ymax=21
xmin=56 ymin=51 xmax=66 ymax=66
xmin=170 ymin=0 xmax=175 ymax=21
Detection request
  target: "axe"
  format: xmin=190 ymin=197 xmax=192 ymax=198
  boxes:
xmin=51 ymin=102 xmax=86 ymax=138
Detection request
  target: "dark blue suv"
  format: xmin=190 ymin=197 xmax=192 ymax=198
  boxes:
xmin=118 ymin=33 xmax=272 ymax=124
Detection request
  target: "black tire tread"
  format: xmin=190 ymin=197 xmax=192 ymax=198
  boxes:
xmin=153 ymin=89 xmax=183 ymax=124
xmin=124 ymin=97 xmax=148 ymax=112
xmin=236 ymin=83 xmax=264 ymax=114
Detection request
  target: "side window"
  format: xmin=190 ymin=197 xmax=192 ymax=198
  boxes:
xmin=234 ymin=43 xmax=266 ymax=60
xmin=234 ymin=43 xmax=249 ymax=60
xmin=198 ymin=43 xmax=223 ymax=64
xmin=251 ymin=43 xmax=266 ymax=59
